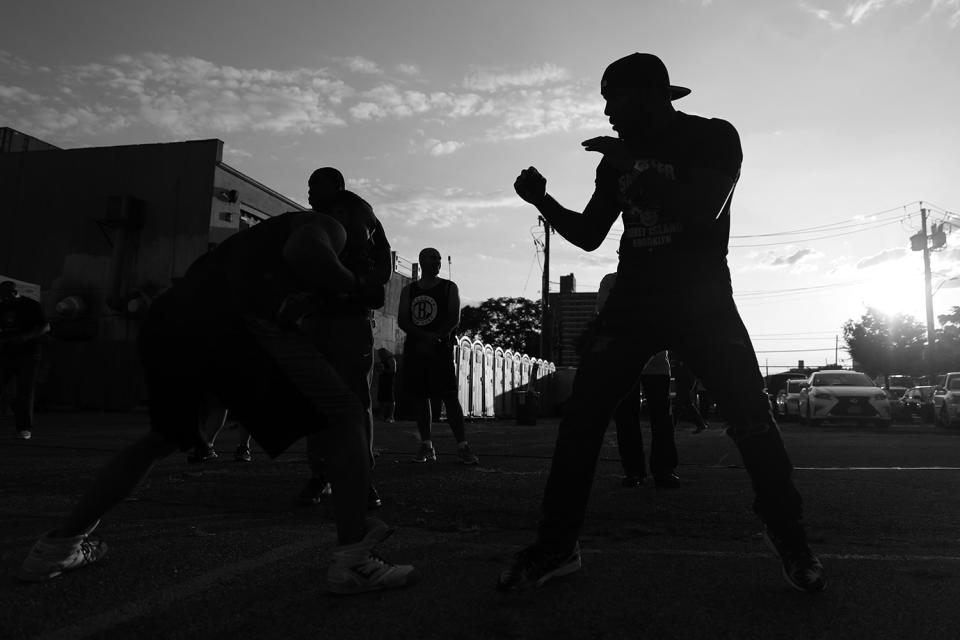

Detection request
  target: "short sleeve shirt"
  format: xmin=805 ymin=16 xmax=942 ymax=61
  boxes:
xmin=593 ymin=111 xmax=742 ymax=286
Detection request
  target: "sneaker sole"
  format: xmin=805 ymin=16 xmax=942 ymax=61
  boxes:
xmin=762 ymin=532 xmax=825 ymax=594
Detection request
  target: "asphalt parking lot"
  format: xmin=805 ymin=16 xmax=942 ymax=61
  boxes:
xmin=2 ymin=411 xmax=960 ymax=640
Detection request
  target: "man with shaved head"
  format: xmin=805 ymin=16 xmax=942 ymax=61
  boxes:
xmin=398 ymin=248 xmax=478 ymax=465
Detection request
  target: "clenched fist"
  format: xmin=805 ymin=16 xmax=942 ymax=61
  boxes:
xmin=514 ymin=167 xmax=547 ymax=206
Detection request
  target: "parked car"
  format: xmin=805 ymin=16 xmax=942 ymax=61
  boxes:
xmin=775 ymin=379 xmax=806 ymax=422
xmin=798 ymin=369 xmax=892 ymax=427
xmin=881 ymin=374 xmax=914 ymax=403
xmin=933 ymin=372 xmax=960 ymax=428
xmin=895 ymin=386 xmax=936 ymax=423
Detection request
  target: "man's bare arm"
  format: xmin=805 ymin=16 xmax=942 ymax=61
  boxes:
xmin=282 ymin=217 xmax=357 ymax=292
xmin=431 ymin=281 xmax=461 ymax=337
xmin=514 ymin=167 xmax=620 ymax=252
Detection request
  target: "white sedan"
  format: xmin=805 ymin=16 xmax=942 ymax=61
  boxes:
xmin=799 ymin=370 xmax=892 ymax=428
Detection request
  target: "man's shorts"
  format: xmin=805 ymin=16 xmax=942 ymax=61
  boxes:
xmin=401 ymin=351 xmax=458 ymax=398
xmin=139 ymin=305 xmax=363 ymax=458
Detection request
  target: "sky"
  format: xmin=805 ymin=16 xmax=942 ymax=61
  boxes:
xmin=2 ymin=0 xmax=959 ymax=372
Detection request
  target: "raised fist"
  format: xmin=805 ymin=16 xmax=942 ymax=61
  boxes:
xmin=514 ymin=167 xmax=547 ymax=205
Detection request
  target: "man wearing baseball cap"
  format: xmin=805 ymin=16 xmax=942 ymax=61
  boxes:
xmin=503 ymin=53 xmax=824 ymax=593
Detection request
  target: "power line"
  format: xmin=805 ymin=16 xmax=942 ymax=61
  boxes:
xmin=729 ymin=205 xmax=912 ymax=239
xmin=729 ymin=218 xmax=906 ymax=248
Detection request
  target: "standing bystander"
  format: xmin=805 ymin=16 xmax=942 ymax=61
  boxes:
xmin=398 ymin=248 xmax=478 ymax=465
xmin=0 ymin=281 xmax=50 ymax=440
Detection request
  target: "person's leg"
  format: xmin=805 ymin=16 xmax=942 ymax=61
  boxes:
xmin=444 ymin=394 xmax=467 ymax=443
xmin=642 ymin=374 xmax=678 ymax=485
xmin=672 ymin=294 xmax=822 ymax=591
xmin=12 ymin=354 xmax=39 ymax=434
xmin=59 ymin=431 xmax=178 ymax=536
xmin=535 ymin=326 xmax=660 ymax=553
xmin=613 ymin=381 xmax=646 ymax=482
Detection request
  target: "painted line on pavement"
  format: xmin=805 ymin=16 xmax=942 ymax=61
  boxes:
xmin=598 ymin=546 xmax=960 ymax=563
xmin=35 ymin=532 xmax=330 ymax=640
xmin=31 ymin=531 xmax=960 ymax=639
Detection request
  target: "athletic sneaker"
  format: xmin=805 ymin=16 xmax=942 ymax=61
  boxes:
xmin=187 ymin=443 xmax=218 ymax=463
xmin=19 ymin=520 xmax=108 ymax=582
xmin=413 ymin=442 xmax=437 ymax=463
xmin=763 ymin=526 xmax=826 ymax=593
xmin=297 ymin=477 xmax=333 ymax=505
xmin=458 ymin=443 xmax=479 ymax=465
xmin=18 ymin=430 xmax=31 ymax=440
xmin=234 ymin=444 xmax=252 ymax=462
xmin=497 ymin=542 xmax=582 ymax=591
xmin=324 ymin=518 xmax=417 ymax=595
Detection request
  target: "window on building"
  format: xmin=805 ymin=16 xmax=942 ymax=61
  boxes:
xmin=239 ymin=208 xmax=267 ymax=231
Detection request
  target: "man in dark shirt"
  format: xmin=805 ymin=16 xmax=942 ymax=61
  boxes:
xmin=500 ymin=53 xmax=824 ymax=593
xmin=19 ymin=193 xmax=416 ymax=594
xmin=0 ymin=281 xmax=50 ymax=439
xmin=297 ymin=168 xmax=393 ymax=509
xmin=398 ymin=248 xmax=478 ymax=465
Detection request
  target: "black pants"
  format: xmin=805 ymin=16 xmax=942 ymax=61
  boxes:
xmin=614 ymin=374 xmax=677 ymax=478
xmin=537 ymin=284 xmax=802 ymax=551
xmin=0 ymin=352 xmax=39 ymax=431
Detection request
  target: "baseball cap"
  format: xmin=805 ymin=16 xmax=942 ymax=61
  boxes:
xmin=601 ymin=53 xmax=690 ymax=101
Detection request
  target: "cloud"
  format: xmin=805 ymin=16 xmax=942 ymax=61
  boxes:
xmin=925 ymin=0 xmax=960 ymax=27
xmin=483 ymin=87 xmax=607 ymax=141
xmin=4 ymin=53 xmax=354 ymax=138
xmin=771 ymin=248 xmax=818 ymax=266
xmin=342 ymin=56 xmax=381 ymax=74
xmin=377 ymin=189 xmax=518 ymax=229
xmin=0 ymin=85 xmax=44 ymax=104
xmin=856 ymin=247 xmax=908 ymax=269
xmin=425 ymin=139 xmax=465 ymax=155
xmin=800 ymin=0 xmax=960 ymax=29
xmin=798 ymin=2 xmax=846 ymax=28
xmin=396 ymin=63 xmax=421 ymax=76
xmin=463 ymin=64 xmax=570 ymax=92
xmin=845 ymin=0 xmax=893 ymax=24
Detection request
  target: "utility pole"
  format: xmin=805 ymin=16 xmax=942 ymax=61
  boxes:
xmin=539 ymin=216 xmax=551 ymax=361
xmin=919 ymin=204 xmax=938 ymax=385
xmin=835 ymin=335 xmax=838 ymax=366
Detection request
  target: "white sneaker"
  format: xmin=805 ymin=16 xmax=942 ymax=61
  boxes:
xmin=324 ymin=518 xmax=417 ymax=594
xmin=19 ymin=520 xmax=108 ymax=582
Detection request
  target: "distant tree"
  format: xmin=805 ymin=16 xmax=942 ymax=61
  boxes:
xmin=458 ymin=297 xmax=542 ymax=356
xmin=842 ymin=308 xmax=926 ymax=379
xmin=935 ymin=306 xmax=960 ymax=372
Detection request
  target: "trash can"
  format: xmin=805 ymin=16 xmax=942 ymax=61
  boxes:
xmin=514 ymin=390 xmax=540 ymax=426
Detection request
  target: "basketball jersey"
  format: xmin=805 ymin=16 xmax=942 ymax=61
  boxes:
xmin=405 ymin=279 xmax=453 ymax=350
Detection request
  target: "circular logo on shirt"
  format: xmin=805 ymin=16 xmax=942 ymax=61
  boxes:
xmin=411 ymin=295 xmax=439 ymax=326
xmin=637 ymin=207 xmax=659 ymax=227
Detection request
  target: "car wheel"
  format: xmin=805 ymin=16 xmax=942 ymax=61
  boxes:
xmin=937 ymin=405 xmax=949 ymax=428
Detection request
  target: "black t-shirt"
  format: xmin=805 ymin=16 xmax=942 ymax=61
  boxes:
xmin=404 ymin=279 xmax=454 ymax=353
xmin=593 ymin=111 xmax=742 ymax=288
xmin=322 ymin=217 xmax=391 ymax=315
xmin=0 ymin=296 xmax=47 ymax=356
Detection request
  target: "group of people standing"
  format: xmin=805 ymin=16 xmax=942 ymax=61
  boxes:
xmin=18 ymin=51 xmax=825 ymax=597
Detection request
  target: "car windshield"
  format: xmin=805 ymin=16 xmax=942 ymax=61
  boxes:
xmin=786 ymin=380 xmax=804 ymax=393
xmin=950 ymin=379 xmax=960 ymax=391
xmin=811 ymin=372 xmax=874 ymax=387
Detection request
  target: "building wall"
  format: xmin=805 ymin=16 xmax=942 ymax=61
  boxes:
xmin=549 ymin=291 xmax=599 ymax=367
